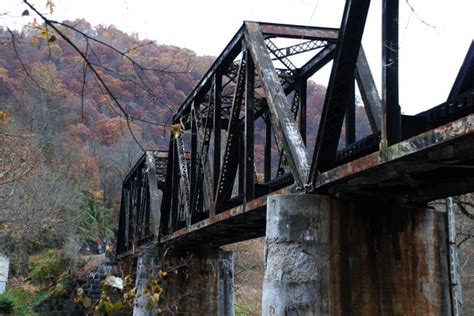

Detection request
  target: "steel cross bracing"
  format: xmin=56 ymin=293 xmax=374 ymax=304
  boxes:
xmin=117 ymin=15 xmax=474 ymax=254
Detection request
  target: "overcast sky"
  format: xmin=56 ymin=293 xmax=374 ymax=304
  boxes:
xmin=1 ymin=0 xmax=473 ymax=114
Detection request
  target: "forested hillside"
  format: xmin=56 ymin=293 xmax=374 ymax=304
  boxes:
xmin=0 ymin=20 xmax=215 ymax=258
xmin=0 ymin=20 xmax=223 ymax=312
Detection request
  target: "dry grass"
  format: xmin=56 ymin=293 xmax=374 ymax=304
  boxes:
xmin=224 ymin=238 xmax=265 ymax=315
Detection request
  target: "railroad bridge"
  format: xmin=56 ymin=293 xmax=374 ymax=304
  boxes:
xmin=116 ymin=1 xmax=474 ymax=314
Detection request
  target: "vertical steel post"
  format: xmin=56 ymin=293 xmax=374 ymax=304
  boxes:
xmin=381 ymin=0 xmax=401 ymax=146
xmin=190 ymin=103 xmax=198 ymax=223
xmin=170 ymin=140 xmax=179 ymax=231
xmin=355 ymin=46 xmax=382 ymax=133
xmin=160 ymin=138 xmax=175 ymax=235
xmin=238 ymin=135 xmax=244 ymax=195
xmin=213 ymin=74 xmax=222 ymax=197
xmin=345 ymin=79 xmax=356 ymax=146
xmin=264 ymin=113 xmax=272 ymax=182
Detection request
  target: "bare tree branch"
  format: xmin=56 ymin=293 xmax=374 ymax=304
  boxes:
xmin=404 ymin=0 xmax=437 ymax=29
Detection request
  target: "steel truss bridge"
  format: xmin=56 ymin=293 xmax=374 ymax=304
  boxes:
xmin=116 ymin=3 xmax=474 ymax=255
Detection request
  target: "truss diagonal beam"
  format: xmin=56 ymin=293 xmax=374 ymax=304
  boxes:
xmin=245 ymin=21 xmax=310 ymax=189
xmin=356 ymin=46 xmax=382 ymax=132
xmin=266 ymin=39 xmax=296 ymax=71
xmin=309 ymin=0 xmax=371 ymax=182
xmin=215 ymin=54 xmax=247 ymax=206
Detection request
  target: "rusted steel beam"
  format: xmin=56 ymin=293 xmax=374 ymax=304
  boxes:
xmin=258 ymin=22 xmax=339 ymax=41
xmin=309 ymin=0 xmax=371 ymax=181
xmin=316 ymin=113 xmax=474 ymax=191
xmin=245 ymin=21 xmax=310 ymax=189
xmin=356 ymin=46 xmax=382 ymax=132
xmin=381 ymin=0 xmax=401 ymax=145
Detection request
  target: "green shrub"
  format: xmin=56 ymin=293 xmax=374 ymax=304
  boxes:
xmin=53 ymin=272 xmax=74 ymax=296
xmin=0 ymin=294 xmax=14 ymax=314
xmin=29 ymin=250 xmax=66 ymax=285
xmin=0 ymin=290 xmax=34 ymax=315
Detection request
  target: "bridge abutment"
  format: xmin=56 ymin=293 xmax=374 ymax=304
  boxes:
xmin=263 ymin=194 xmax=451 ymax=315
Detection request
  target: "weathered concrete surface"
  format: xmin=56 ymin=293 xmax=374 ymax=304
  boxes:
xmin=262 ymin=194 xmax=451 ymax=315
xmin=263 ymin=194 xmax=331 ymax=315
xmin=133 ymin=246 xmax=158 ymax=316
xmin=161 ymin=249 xmax=234 ymax=315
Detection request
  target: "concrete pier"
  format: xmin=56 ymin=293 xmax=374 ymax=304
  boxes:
xmin=262 ymin=194 xmax=451 ymax=315
xmin=133 ymin=246 xmax=158 ymax=316
xmin=162 ymin=249 xmax=234 ymax=315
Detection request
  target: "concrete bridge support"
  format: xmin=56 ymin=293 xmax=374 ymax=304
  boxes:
xmin=263 ymin=194 xmax=451 ymax=315
xmin=133 ymin=246 xmax=158 ymax=316
xmin=161 ymin=249 xmax=234 ymax=315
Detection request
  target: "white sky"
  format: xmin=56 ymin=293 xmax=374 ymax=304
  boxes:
xmin=1 ymin=0 xmax=473 ymax=114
